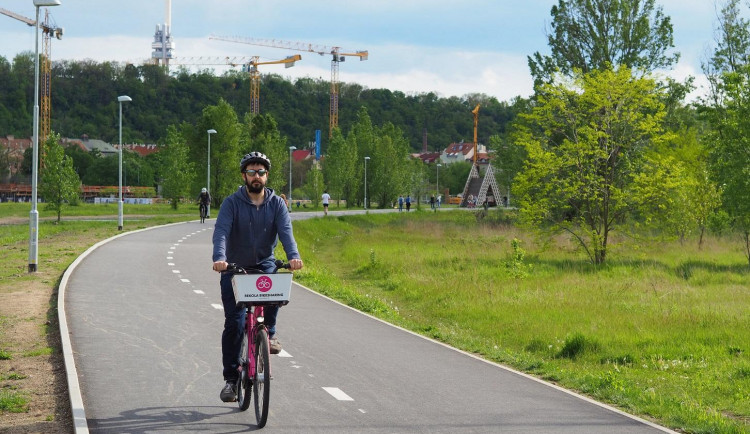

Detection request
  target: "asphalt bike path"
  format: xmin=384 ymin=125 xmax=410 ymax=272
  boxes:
xmin=62 ymin=215 xmax=675 ymax=433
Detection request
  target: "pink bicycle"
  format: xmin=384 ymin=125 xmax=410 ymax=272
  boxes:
xmin=227 ymin=261 xmax=293 ymax=428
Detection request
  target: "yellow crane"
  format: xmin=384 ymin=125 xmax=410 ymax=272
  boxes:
xmin=1 ymin=7 xmax=63 ymax=139
xmin=169 ymin=54 xmax=301 ymax=114
xmin=245 ymin=55 xmax=301 ymax=114
xmin=209 ymin=35 xmax=368 ymax=137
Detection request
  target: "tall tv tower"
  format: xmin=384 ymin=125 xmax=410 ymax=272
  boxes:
xmin=151 ymin=0 xmax=174 ymax=66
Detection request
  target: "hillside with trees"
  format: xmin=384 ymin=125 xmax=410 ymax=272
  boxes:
xmin=0 ymin=54 xmax=524 ymax=153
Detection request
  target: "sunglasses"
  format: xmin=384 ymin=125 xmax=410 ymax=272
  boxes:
xmin=243 ymin=169 xmax=268 ymax=177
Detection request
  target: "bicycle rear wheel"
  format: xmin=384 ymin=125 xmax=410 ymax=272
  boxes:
xmin=236 ymin=329 xmax=251 ymax=411
xmin=253 ymin=327 xmax=270 ymax=427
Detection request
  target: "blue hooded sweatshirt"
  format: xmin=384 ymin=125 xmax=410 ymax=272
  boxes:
xmin=212 ymin=186 xmax=299 ymax=270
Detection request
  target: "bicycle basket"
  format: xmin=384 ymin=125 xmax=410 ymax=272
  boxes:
xmin=232 ymin=273 xmax=293 ymax=306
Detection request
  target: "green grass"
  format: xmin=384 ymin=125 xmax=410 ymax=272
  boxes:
xmin=289 ymin=210 xmax=750 ymax=434
xmin=0 ymin=388 xmax=28 ymax=413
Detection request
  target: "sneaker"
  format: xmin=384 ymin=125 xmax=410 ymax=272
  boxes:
xmin=220 ymin=381 xmax=237 ymax=402
xmin=269 ymin=336 xmax=282 ymax=354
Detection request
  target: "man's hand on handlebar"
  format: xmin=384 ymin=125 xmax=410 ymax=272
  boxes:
xmin=213 ymin=261 xmax=228 ymax=272
xmin=288 ymin=258 xmax=303 ymax=271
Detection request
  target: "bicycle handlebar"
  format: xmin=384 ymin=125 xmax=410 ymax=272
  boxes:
xmin=226 ymin=260 xmax=290 ymax=274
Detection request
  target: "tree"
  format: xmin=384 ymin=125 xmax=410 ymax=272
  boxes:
xmin=196 ymin=99 xmax=241 ymax=206
xmin=701 ymin=0 xmax=750 ymax=265
xmin=322 ymin=127 xmax=351 ymax=206
xmin=528 ymin=0 xmax=679 ymax=86
xmin=159 ymin=125 xmax=195 ymax=209
xmin=40 ymin=133 xmax=80 ymax=222
xmin=370 ymin=122 xmax=411 ymax=209
xmin=303 ymin=165 xmax=324 ymax=209
xmin=513 ymin=67 xmax=670 ymax=265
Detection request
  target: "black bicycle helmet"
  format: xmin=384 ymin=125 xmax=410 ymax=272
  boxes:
xmin=239 ymin=151 xmax=271 ymax=171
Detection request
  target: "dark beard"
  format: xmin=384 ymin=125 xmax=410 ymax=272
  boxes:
xmin=245 ymin=179 xmax=264 ymax=193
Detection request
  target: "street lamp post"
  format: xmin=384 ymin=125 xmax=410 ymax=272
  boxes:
xmin=288 ymin=146 xmax=296 ymax=211
xmin=206 ymin=129 xmax=216 ymax=218
xmin=28 ymin=0 xmax=61 ymax=272
xmin=117 ymin=95 xmax=132 ymax=231
xmin=364 ymin=156 xmax=370 ymax=210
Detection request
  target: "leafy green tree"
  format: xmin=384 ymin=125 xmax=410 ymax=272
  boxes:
xmin=340 ymin=130 xmax=362 ymax=207
xmin=322 ymin=127 xmax=351 ymax=206
xmin=528 ymin=0 xmax=679 ymax=86
xmin=370 ymin=122 xmax=410 ymax=209
xmin=159 ymin=125 xmax=195 ymax=209
xmin=701 ymin=0 xmax=750 ymax=265
xmin=349 ymin=107 xmax=377 ymax=207
xmin=195 ymin=99 xmax=241 ymax=206
xmin=513 ymin=67 xmax=670 ymax=265
xmin=303 ymin=165 xmax=324 ymax=209
xmin=40 ymin=133 xmax=80 ymax=222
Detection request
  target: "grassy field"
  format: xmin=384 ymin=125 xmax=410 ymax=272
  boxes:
xmin=289 ymin=210 xmax=749 ymax=434
xmin=0 ymin=203 xmax=747 ymax=433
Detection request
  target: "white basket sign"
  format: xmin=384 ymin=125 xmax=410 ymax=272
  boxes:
xmin=232 ymin=273 xmax=293 ymax=305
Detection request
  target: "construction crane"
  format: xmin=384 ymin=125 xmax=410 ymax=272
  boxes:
xmin=169 ymin=54 xmax=301 ymax=114
xmin=1 ymin=7 xmax=63 ymax=139
xmin=209 ymin=35 xmax=368 ymax=137
xmin=245 ymin=55 xmax=301 ymax=114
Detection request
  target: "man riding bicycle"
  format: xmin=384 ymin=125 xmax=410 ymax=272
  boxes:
xmin=198 ymin=187 xmax=211 ymax=221
xmin=211 ymin=151 xmax=304 ymax=403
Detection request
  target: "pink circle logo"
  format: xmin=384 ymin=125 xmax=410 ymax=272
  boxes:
xmin=256 ymin=276 xmax=273 ymax=292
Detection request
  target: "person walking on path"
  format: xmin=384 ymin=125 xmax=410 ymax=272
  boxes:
xmin=211 ymin=151 xmax=304 ymax=403
xmin=398 ymin=195 xmax=404 ymax=212
xmin=322 ymin=190 xmax=331 ymax=216
xmin=437 ymin=194 xmax=441 ymax=208
xmin=430 ymin=194 xmax=436 ymax=210
xmin=406 ymin=195 xmax=412 ymax=212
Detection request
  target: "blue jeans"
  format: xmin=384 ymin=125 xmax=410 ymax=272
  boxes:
xmin=220 ymin=271 xmax=279 ymax=381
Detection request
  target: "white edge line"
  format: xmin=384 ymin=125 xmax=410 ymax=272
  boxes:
xmin=59 ymin=220 xmax=191 ymax=434
xmin=294 ymin=281 xmax=678 ymax=433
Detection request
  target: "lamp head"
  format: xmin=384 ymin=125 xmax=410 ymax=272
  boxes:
xmin=207 ymin=129 xmax=217 ymax=134
xmin=289 ymin=146 xmax=297 ymax=150
xmin=117 ymin=95 xmax=132 ymax=103
xmin=34 ymin=0 xmax=61 ymax=7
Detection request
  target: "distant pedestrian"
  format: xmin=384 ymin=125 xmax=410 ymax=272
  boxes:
xmin=437 ymin=195 xmax=441 ymax=208
xmin=405 ymin=195 xmax=412 ymax=212
xmin=322 ymin=190 xmax=331 ymax=216
xmin=398 ymin=195 xmax=404 ymax=212
xmin=430 ymin=194 xmax=436 ymax=210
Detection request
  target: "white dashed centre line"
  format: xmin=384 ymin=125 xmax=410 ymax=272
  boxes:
xmin=180 ymin=279 xmax=190 ymax=283
xmin=167 ymin=263 xmax=175 ymax=266
xmin=193 ymin=290 xmax=205 ymax=295
xmin=172 ymin=270 xmax=180 ymax=274
xmin=211 ymin=304 xmax=223 ymax=310
xmin=322 ymin=387 xmax=353 ymax=401
xmin=277 ymin=349 xmax=293 ymax=358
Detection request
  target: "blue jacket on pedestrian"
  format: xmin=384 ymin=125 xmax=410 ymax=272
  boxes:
xmin=212 ymin=186 xmax=300 ymax=270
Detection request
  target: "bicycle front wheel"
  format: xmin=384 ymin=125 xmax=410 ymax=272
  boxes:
xmin=236 ymin=328 xmax=251 ymax=411
xmin=253 ymin=327 xmax=271 ymax=427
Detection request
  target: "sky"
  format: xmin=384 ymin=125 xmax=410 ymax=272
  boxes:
xmin=0 ymin=0 xmax=728 ymax=103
